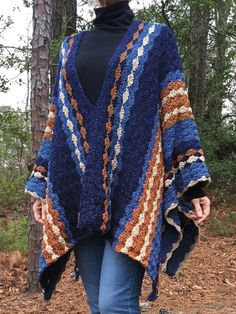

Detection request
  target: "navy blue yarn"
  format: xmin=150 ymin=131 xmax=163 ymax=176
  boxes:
xmin=49 ymin=107 xmax=82 ymax=239
xmin=74 ymin=20 xmax=144 ymax=234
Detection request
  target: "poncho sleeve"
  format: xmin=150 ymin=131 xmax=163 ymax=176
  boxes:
xmin=24 ymin=42 xmax=63 ymax=200
xmin=159 ymin=24 xmax=212 ymax=197
xmin=158 ymin=24 xmax=212 ymax=278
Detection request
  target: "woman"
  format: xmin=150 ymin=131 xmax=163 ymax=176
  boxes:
xmin=26 ymin=0 xmax=211 ymax=313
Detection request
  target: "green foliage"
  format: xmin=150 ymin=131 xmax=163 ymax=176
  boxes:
xmin=49 ymin=38 xmax=64 ymax=64
xmin=22 ymin=0 xmax=33 ymax=8
xmin=0 ymin=108 xmax=31 ymax=209
xmin=0 ymin=217 xmax=28 ymax=253
xmin=0 ymin=170 xmax=29 ymax=209
xmin=199 ymin=120 xmax=236 ymax=194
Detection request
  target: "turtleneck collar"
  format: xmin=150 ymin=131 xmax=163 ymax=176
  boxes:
xmin=93 ymin=1 xmax=134 ymax=31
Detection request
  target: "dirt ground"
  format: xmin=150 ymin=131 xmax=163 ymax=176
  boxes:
xmin=0 ymin=226 xmax=235 ymax=314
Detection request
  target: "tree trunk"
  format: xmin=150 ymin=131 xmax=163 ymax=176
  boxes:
xmin=211 ymin=0 xmax=230 ymax=125
xmin=50 ymin=0 xmax=77 ymax=92
xmin=188 ymin=2 xmax=210 ymax=122
xmin=27 ymin=0 xmax=52 ymax=293
xmin=195 ymin=6 xmax=210 ymax=120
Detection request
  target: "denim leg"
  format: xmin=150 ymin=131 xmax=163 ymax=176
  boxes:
xmin=74 ymin=234 xmax=105 ymax=314
xmin=98 ymin=238 xmax=145 ymax=314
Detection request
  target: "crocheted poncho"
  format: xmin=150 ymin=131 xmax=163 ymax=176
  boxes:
xmin=25 ymin=19 xmax=211 ymax=301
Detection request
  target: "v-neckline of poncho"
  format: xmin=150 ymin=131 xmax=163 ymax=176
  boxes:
xmin=61 ymin=18 xmax=145 ymax=178
xmin=65 ymin=19 xmax=142 ymax=116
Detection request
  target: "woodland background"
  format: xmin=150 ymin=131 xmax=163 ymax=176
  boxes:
xmin=0 ymin=0 xmax=235 ymax=313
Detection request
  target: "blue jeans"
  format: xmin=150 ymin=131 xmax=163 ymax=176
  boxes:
xmin=74 ymin=233 xmax=145 ymax=314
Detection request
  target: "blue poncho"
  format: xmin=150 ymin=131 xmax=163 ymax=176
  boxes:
xmin=25 ymin=19 xmax=211 ymax=301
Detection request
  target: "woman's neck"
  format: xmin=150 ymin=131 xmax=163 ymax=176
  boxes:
xmin=92 ymin=0 xmax=134 ymax=31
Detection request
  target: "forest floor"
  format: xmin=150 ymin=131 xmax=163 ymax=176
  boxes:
xmin=0 ymin=194 xmax=236 ymax=314
xmin=0 ymin=230 xmax=236 ymax=314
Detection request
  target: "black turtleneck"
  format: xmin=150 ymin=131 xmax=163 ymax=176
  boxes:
xmin=76 ymin=1 xmax=134 ymax=106
xmin=75 ymin=0 xmax=207 ymax=202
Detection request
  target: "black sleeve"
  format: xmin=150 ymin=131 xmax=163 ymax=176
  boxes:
xmin=182 ymin=181 xmax=207 ymax=201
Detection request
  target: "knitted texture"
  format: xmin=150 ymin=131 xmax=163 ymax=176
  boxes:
xmin=25 ymin=19 xmax=211 ymax=301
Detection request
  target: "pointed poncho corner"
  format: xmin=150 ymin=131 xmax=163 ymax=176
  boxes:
xmin=25 ymin=20 xmax=212 ymax=301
